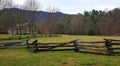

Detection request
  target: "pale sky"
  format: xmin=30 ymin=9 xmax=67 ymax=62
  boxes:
xmin=13 ymin=0 xmax=120 ymax=14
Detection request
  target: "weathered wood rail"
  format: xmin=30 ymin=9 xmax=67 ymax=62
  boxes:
xmin=27 ymin=39 xmax=79 ymax=53
xmin=77 ymin=41 xmax=106 ymax=55
xmin=0 ymin=40 xmax=26 ymax=49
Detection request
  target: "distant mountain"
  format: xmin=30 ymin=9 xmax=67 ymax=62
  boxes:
xmin=0 ymin=8 xmax=68 ymax=22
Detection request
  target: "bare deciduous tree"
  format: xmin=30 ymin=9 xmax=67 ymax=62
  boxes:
xmin=46 ymin=5 xmax=60 ymax=13
xmin=23 ymin=0 xmax=42 ymax=34
xmin=0 ymin=0 xmax=13 ymax=10
xmin=13 ymin=4 xmax=20 ymax=9
xmin=24 ymin=0 xmax=41 ymax=11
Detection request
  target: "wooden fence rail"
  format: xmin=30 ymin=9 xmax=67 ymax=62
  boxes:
xmin=27 ymin=39 xmax=79 ymax=53
xmin=0 ymin=39 xmax=27 ymax=49
xmin=78 ymin=41 xmax=104 ymax=44
xmin=0 ymin=42 xmax=25 ymax=49
xmin=77 ymin=41 xmax=106 ymax=54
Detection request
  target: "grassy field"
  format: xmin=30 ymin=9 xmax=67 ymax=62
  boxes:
xmin=0 ymin=34 xmax=120 ymax=66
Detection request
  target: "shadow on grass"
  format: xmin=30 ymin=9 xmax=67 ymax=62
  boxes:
xmin=77 ymin=51 xmax=108 ymax=56
xmin=34 ymin=49 xmax=106 ymax=55
xmin=36 ymin=49 xmax=75 ymax=52
xmin=33 ymin=49 xmax=120 ymax=56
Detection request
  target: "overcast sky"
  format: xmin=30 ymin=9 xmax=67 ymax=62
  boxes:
xmin=13 ymin=0 xmax=120 ymax=14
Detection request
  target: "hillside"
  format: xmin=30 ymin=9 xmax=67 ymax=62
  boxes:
xmin=0 ymin=8 xmax=67 ymax=30
xmin=0 ymin=8 xmax=67 ymax=22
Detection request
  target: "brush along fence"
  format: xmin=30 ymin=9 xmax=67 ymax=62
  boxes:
xmin=28 ymin=39 xmax=120 ymax=55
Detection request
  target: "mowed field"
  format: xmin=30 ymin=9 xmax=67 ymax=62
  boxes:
xmin=0 ymin=34 xmax=120 ymax=66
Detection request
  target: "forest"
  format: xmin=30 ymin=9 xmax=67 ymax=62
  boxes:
xmin=37 ymin=8 xmax=120 ymax=35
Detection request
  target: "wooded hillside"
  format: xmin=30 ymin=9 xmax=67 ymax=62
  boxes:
xmin=0 ymin=8 xmax=120 ymax=35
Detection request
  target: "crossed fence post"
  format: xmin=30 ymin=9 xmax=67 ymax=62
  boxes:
xmin=26 ymin=40 xmax=30 ymax=48
xmin=31 ymin=40 xmax=39 ymax=53
xmin=104 ymin=39 xmax=114 ymax=55
xmin=73 ymin=40 xmax=79 ymax=52
xmin=26 ymin=39 xmax=39 ymax=53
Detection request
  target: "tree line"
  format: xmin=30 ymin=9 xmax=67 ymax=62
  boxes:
xmin=36 ymin=8 xmax=120 ymax=35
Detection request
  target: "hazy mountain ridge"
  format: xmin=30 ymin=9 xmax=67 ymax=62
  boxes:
xmin=0 ymin=8 xmax=67 ymax=22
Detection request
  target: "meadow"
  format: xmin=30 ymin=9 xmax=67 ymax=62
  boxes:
xmin=0 ymin=34 xmax=120 ymax=66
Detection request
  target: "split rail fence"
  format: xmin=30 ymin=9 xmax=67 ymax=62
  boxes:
xmin=0 ymin=38 xmax=120 ymax=55
xmin=27 ymin=39 xmax=120 ymax=55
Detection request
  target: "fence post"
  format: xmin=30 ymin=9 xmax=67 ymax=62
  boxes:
xmin=105 ymin=39 xmax=114 ymax=55
xmin=32 ymin=40 xmax=39 ymax=53
xmin=73 ymin=41 xmax=79 ymax=52
xmin=26 ymin=40 xmax=30 ymax=48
